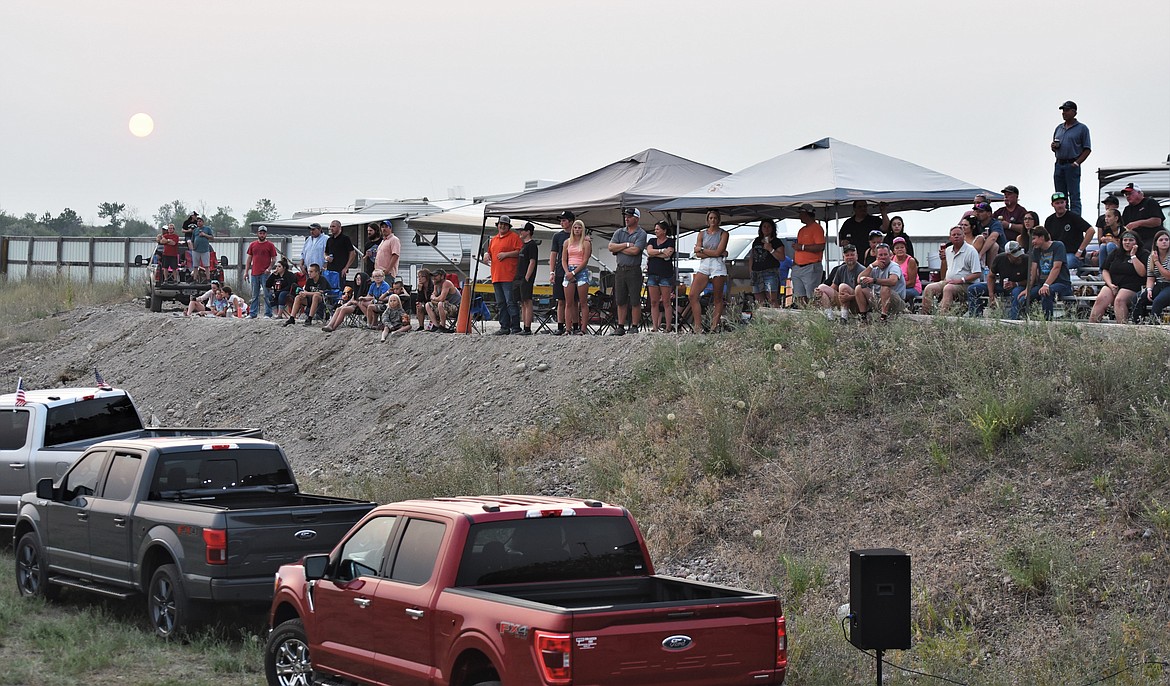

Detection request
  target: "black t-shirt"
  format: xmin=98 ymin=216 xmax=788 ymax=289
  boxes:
xmin=1104 ymin=247 xmax=1151 ymax=292
xmin=550 ymin=230 xmax=570 ymax=275
xmin=1044 ymin=211 xmax=1092 ymax=255
xmin=750 ymin=236 xmax=781 ymax=271
xmin=647 ymin=237 xmax=675 ymax=277
xmin=989 ymin=253 xmax=1028 ymax=284
xmin=266 ymin=271 xmax=297 ymax=294
xmin=324 ymin=234 xmax=356 ymax=273
xmin=1121 ymin=197 xmax=1166 ymax=249
xmin=303 ymin=275 xmax=327 ymax=293
xmin=839 ymin=215 xmax=882 ymax=252
xmin=515 ymin=240 xmax=539 ymax=284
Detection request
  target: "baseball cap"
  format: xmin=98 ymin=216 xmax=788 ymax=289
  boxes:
xmin=521 ymin=221 xmax=535 ymax=233
xmin=496 ymin=215 xmax=512 ymax=226
xmin=892 ymin=236 xmax=907 ymax=244
xmin=1006 ymin=241 xmax=1025 ymax=257
xmin=309 ymin=222 xmax=322 ymax=230
xmin=1001 ymin=185 xmax=1019 ymax=195
xmin=1103 ymin=195 xmax=1120 ymax=206
xmin=256 ymin=226 xmax=267 ymax=233
xmin=1123 ymin=183 xmax=1142 ymax=194
xmin=1059 ymin=100 xmax=1077 ymax=110
xmin=622 ymin=207 xmax=640 ymax=218
xmin=869 ymin=229 xmax=884 ymax=237
xmin=797 ymin=203 xmax=815 ymax=215
xmin=972 ymin=202 xmax=992 ymax=212
xmin=1051 ymin=192 xmax=1068 ymax=202
xmin=210 ymin=279 xmax=220 ymax=285
xmin=558 ymin=210 xmax=575 ymax=221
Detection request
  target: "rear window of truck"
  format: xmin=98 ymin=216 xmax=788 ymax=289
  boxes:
xmin=149 ymin=449 xmax=293 ymax=496
xmin=44 ymin=395 xmax=143 ymax=447
xmin=456 ymin=516 xmax=646 ymax=586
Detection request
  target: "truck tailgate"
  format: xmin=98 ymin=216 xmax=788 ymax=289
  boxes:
xmin=567 ymin=598 xmax=782 ymax=686
xmin=225 ymin=502 xmax=375 ymax=577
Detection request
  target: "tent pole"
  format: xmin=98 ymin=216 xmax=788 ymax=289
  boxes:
xmin=456 ymin=215 xmax=489 ymax=334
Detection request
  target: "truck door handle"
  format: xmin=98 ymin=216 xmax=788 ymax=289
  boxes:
xmin=113 ymin=517 xmax=127 ymax=527
xmin=76 ymin=512 xmax=89 ymax=522
xmin=353 ymin=598 xmax=371 ymax=609
xmin=8 ymin=463 xmax=26 ymax=469
xmin=405 ymin=608 xmax=424 ymax=620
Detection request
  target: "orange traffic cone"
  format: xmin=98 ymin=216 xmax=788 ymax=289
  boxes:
xmin=455 ymin=283 xmax=473 ymax=334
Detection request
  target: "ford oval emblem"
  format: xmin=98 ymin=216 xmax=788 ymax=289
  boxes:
xmin=662 ymin=635 xmax=693 ymax=652
xmin=294 ymin=529 xmax=318 ymax=540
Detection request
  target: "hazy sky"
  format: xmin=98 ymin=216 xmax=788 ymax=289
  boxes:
xmin=2 ymin=0 xmax=1167 ymax=231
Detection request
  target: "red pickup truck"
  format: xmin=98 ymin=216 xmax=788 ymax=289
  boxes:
xmin=265 ymin=495 xmax=786 ymax=686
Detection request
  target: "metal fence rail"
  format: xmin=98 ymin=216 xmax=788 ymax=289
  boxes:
xmin=0 ymin=236 xmax=293 ymax=285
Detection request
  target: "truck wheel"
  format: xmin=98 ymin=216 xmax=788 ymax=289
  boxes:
xmin=148 ymin=563 xmax=199 ymax=638
xmin=471 ymin=681 xmax=501 ymax=686
xmin=265 ymin=618 xmax=314 ymax=686
xmin=15 ymin=533 xmax=60 ymax=600
xmin=150 ymin=292 xmax=163 ymax=312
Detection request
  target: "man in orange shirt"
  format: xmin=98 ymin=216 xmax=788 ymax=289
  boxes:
xmin=485 ymin=215 xmax=524 ymax=335
xmin=791 ymin=204 xmax=826 ymax=306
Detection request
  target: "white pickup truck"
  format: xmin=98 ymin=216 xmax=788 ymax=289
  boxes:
xmin=1 ymin=386 xmax=260 ymax=542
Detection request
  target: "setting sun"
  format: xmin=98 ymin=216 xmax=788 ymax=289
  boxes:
xmin=128 ymin=112 xmax=154 ymax=138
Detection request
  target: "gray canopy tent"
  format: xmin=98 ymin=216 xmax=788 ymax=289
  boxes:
xmin=656 ymin=137 xmax=1002 ymax=222
xmin=485 ymin=148 xmax=729 ymax=231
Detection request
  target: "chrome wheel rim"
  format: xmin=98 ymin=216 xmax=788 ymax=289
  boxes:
xmin=273 ymin=636 xmax=312 ymax=686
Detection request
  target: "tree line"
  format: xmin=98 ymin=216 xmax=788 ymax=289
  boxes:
xmin=0 ymin=199 xmax=280 ymax=238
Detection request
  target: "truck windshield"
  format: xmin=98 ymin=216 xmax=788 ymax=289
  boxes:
xmin=44 ymin=395 xmax=144 ymax=447
xmin=150 ymin=449 xmax=294 ymax=496
xmin=456 ymin=516 xmax=647 ymax=586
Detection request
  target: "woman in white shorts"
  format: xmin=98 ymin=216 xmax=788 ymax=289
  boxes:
xmin=688 ymin=210 xmax=730 ymax=332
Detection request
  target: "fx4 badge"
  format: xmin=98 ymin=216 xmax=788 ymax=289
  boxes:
xmin=498 ymin=622 xmax=529 ymax=639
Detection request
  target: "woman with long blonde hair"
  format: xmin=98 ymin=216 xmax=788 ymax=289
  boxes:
xmin=561 ymin=220 xmax=593 ymax=335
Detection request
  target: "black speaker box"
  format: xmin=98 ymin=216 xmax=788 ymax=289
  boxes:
xmin=849 ymin=548 xmax=911 ymax=650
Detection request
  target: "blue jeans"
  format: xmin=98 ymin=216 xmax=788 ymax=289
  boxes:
xmin=249 ymin=274 xmax=271 ymax=317
xmin=1096 ymin=242 xmax=1117 ymax=270
xmin=1019 ymin=282 xmax=1073 ymax=319
xmin=493 ymin=281 xmax=519 ymax=332
xmin=1054 ymin=161 xmax=1083 ymax=217
xmin=967 ymin=282 xmax=1025 ymax=317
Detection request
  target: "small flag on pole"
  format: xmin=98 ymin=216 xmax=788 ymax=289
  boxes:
xmin=15 ymin=378 xmax=27 ymax=406
xmin=95 ymin=368 xmax=112 ymax=390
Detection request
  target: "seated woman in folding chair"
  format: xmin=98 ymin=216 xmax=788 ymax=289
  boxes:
xmin=688 ymin=210 xmax=731 ymax=333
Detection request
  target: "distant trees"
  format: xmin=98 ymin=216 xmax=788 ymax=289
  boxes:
xmin=97 ymin=202 xmax=126 ymax=228
xmin=243 ymin=199 xmax=279 ymax=229
xmin=153 ymin=200 xmax=192 ymax=230
xmin=209 ymin=206 xmax=240 ymax=236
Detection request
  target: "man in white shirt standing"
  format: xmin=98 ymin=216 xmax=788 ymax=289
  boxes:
xmin=299 ymin=222 xmax=328 ymax=274
xmin=919 ymin=226 xmax=981 ymax=315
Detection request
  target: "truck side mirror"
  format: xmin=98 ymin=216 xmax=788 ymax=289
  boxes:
xmin=220 ymin=255 xmax=229 ymax=267
xmin=303 ymin=554 xmax=330 ymax=581
xmin=134 ymin=255 xmax=144 ymax=266
xmin=35 ymin=478 xmax=56 ymax=500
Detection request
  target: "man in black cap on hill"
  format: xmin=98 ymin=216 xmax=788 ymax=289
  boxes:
xmin=1051 ymin=101 xmax=1091 ymax=217
xmin=1120 ymin=183 xmax=1167 ymax=250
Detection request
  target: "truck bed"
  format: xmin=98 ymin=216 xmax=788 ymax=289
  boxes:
xmin=453 ymin=575 xmax=773 ymax=612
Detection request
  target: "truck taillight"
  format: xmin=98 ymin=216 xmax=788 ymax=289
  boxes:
xmin=534 ymin=630 xmax=571 ymax=685
xmin=776 ymin=616 xmax=788 ymax=672
xmin=203 ymin=528 xmax=227 ymax=565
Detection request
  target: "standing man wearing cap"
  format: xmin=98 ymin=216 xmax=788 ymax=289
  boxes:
xmin=1051 ymin=101 xmax=1091 ymax=217
xmin=1044 ymin=192 xmax=1094 ymax=269
xmin=299 ymin=222 xmax=327 ymax=274
xmin=375 ymin=221 xmax=401 ymax=280
xmin=485 ymin=215 xmax=524 ymax=335
xmin=155 ymin=223 xmax=181 ymax=283
xmin=791 ymin=204 xmax=826 ymax=307
xmin=191 ymin=216 xmax=215 ymax=274
xmin=550 ymin=211 xmax=574 ymax=335
xmin=515 ymin=222 xmax=539 ymax=335
xmin=993 ymin=186 xmax=1028 ymax=243
xmin=968 ymin=240 xmax=1029 ymax=318
xmin=608 ymin=208 xmax=648 ymax=335
xmin=1119 ymin=183 xmax=1166 ymax=251
xmin=324 ymin=220 xmax=356 ymax=283
xmin=838 ymin=200 xmax=882 ymax=255
xmin=244 ymin=226 xmax=278 ymax=318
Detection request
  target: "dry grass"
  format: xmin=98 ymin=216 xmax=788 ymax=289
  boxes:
xmin=0 ymin=274 xmax=135 ymax=346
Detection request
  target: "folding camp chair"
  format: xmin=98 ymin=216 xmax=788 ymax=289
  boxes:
xmin=532 ymin=296 xmax=556 ymax=334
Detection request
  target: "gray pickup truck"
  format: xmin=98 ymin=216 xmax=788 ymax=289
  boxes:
xmin=14 ymin=436 xmax=375 ymax=638
xmin=2 ymin=386 xmax=261 ymax=542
